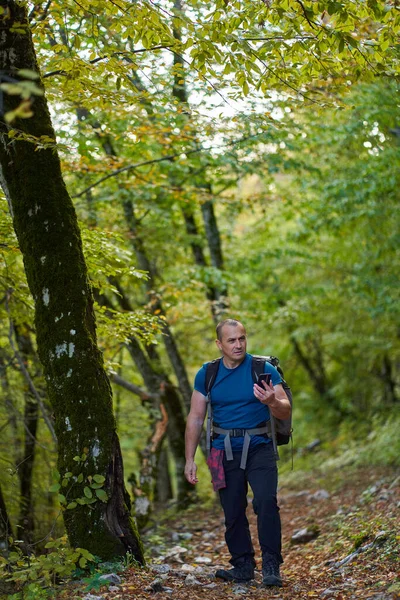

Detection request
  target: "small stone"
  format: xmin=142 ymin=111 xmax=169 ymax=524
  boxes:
xmin=374 ymin=531 xmax=388 ymax=544
xmin=291 ymin=526 xmax=320 ymax=544
xmin=194 ymin=556 xmax=212 ymax=563
xmin=180 ymin=564 xmax=196 ymax=572
xmin=305 ymin=439 xmax=321 ymax=452
xmin=171 ymin=532 xmax=180 ymax=542
xmin=82 ymin=595 xmax=104 ymax=600
xmin=232 ymin=584 xmax=249 ymax=594
xmin=150 ymin=563 xmax=171 ymax=574
xmin=146 ymin=578 xmax=164 ymax=593
xmin=310 ymin=489 xmax=330 ymax=501
xmin=184 ymin=574 xmax=201 ymax=585
xmin=98 ymin=573 xmax=121 ymax=585
xmin=320 ymin=589 xmax=337 ymax=597
xmin=108 ymin=586 xmax=120 ymax=592
xmin=204 ymin=583 xmax=218 ymax=589
xmin=165 ymin=545 xmax=188 ymax=558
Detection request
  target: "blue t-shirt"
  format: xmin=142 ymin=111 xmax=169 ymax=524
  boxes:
xmin=194 ymin=353 xmax=282 ymax=451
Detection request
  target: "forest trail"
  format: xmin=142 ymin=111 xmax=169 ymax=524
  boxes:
xmin=76 ymin=465 xmax=399 ymax=600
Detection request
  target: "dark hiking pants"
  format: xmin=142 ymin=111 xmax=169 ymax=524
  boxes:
xmin=218 ymin=442 xmax=283 ymax=567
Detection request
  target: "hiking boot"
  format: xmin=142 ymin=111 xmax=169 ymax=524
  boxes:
xmin=215 ymin=562 xmax=255 ymax=583
xmin=262 ymin=555 xmax=282 ymax=587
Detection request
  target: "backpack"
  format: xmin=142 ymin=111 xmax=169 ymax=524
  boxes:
xmin=205 ymin=355 xmax=293 ymax=460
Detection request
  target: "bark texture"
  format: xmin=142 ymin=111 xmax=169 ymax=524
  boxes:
xmin=0 ymin=2 xmax=143 ymax=562
xmin=14 ymin=325 xmax=39 ymax=549
xmin=0 ymin=482 xmax=13 ymax=549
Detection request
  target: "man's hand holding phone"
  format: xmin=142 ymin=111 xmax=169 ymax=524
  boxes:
xmin=253 ymin=373 xmax=276 ymax=406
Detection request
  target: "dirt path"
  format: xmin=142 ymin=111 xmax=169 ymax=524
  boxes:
xmin=81 ymin=466 xmax=400 ymax=599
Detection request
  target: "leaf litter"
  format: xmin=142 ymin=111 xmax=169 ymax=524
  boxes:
xmin=62 ymin=466 xmax=400 ymax=600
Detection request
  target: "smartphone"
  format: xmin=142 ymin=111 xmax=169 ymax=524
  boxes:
xmin=257 ymin=373 xmax=272 ymax=387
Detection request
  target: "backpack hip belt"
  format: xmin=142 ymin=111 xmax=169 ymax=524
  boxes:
xmin=213 ymin=423 xmax=275 ymax=469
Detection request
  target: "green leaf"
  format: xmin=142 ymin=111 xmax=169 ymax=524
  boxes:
xmin=95 ymin=489 xmax=108 ymax=502
xmin=79 ymin=557 xmax=87 ymax=568
xmin=18 ymin=69 xmax=39 ymax=80
xmin=67 ymin=502 xmax=77 ymax=509
xmin=84 ymin=487 xmax=93 ymax=499
xmin=52 ymin=469 xmax=60 ymax=481
xmin=49 ymin=483 xmax=61 ymax=492
xmin=58 ymin=494 xmax=66 ymax=504
xmin=77 ymin=473 xmax=84 ymax=483
xmin=92 ymin=474 xmax=105 ymax=484
xmin=80 ymin=548 xmax=95 ymax=560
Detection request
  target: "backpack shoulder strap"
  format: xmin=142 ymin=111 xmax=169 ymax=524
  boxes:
xmin=205 ymin=357 xmax=221 ymax=396
xmin=252 ymin=354 xmax=285 ymax=379
xmin=251 ymin=355 xmax=267 ymax=382
xmin=204 ymin=358 xmax=221 ymax=456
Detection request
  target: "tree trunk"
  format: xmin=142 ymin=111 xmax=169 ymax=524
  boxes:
xmin=0 ymin=482 xmax=14 ymax=550
xmin=381 ymin=354 xmax=398 ymax=404
xmin=0 ymin=2 xmax=143 ymax=562
xmin=133 ymin=402 xmax=169 ymax=528
xmin=122 ymin=199 xmax=193 ymax=411
xmin=14 ymin=326 xmax=39 ymax=549
xmin=124 ymin=336 xmax=194 ymax=507
xmin=0 ymin=349 xmax=19 ymax=461
xmin=154 ymin=444 xmax=173 ymax=504
xmin=172 ymin=1 xmax=228 ymax=323
xmin=200 ymin=196 xmax=229 ymax=319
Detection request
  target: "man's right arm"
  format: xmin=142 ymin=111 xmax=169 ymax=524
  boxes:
xmin=184 ymin=390 xmax=207 ymax=485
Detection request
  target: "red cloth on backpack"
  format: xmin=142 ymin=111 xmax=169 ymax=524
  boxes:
xmin=206 ymin=448 xmax=226 ymax=491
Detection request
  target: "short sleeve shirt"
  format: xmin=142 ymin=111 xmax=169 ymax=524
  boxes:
xmin=194 ymin=353 xmax=282 ymax=451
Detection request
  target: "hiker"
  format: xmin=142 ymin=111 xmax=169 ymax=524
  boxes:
xmin=184 ymin=318 xmax=291 ymax=587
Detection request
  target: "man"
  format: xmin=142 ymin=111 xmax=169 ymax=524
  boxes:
xmin=184 ymin=319 xmax=291 ymax=587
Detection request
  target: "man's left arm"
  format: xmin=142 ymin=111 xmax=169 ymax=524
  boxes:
xmin=253 ymin=381 xmax=291 ymax=419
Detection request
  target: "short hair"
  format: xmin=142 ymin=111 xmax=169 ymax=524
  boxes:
xmin=216 ymin=319 xmax=244 ymax=341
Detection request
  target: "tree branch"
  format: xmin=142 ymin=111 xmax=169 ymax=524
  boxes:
xmin=109 ymin=371 xmax=160 ymax=401
xmin=72 ymin=148 xmax=200 ymax=198
xmin=73 ymin=132 xmax=264 ymax=198
xmin=43 ymin=46 xmax=172 ymax=79
xmin=296 ymin=0 xmax=318 ymax=30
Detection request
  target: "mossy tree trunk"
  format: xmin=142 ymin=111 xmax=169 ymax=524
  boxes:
xmin=14 ymin=325 xmax=39 ymax=550
xmin=0 ymin=2 xmax=144 ymax=562
xmin=0 ymin=482 xmax=13 ymax=550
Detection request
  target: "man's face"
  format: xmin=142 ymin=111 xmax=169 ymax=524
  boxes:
xmin=216 ymin=323 xmax=247 ymax=365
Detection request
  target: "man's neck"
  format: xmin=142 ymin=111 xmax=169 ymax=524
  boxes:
xmin=222 ymin=355 xmax=246 ymax=370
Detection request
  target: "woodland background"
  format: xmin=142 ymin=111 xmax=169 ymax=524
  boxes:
xmin=0 ymin=0 xmax=399 ymax=595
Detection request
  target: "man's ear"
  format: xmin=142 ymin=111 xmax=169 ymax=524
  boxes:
xmin=215 ymin=339 xmax=222 ymax=352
